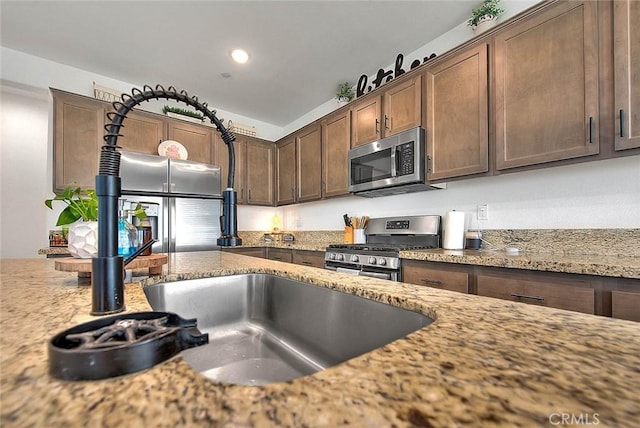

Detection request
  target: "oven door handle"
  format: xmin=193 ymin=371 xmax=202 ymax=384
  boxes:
xmin=326 ymin=265 xmax=394 ymax=281
xmin=360 ymin=271 xmax=393 ymax=280
xmin=335 ymin=267 xmax=361 ymax=276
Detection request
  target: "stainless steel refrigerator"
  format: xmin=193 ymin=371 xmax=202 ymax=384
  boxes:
xmin=119 ymin=151 xmax=222 ymax=254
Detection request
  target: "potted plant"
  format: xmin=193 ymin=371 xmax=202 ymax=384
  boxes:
xmin=467 ymin=0 xmax=504 ymax=35
xmin=45 ymin=187 xmax=149 ymax=258
xmin=335 ymin=82 xmax=355 ymax=105
xmin=45 ymin=185 xmax=99 ymax=258
xmin=162 ymin=105 xmax=205 ymax=124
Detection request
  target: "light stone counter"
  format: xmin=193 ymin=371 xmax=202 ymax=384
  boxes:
xmin=1 ymin=252 xmax=639 ymax=427
xmin=400 ymin=249 xmax=640 ymax=279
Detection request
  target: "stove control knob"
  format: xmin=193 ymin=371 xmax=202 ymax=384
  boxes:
xmin=378 ymin=258 xmax=387 ymax=266
xmin=330 ymin=253 xmax=336 ymax=260
xmin=351 ymin=255 xmax=359 ymax=262
xmin=338 ymin=254 xmax=345 ymax=261
xmin=368 ymin=257 xmax=377 ymax=265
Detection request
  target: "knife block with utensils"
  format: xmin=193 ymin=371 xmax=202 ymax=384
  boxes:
xmin=344 ymin=226 xmax=353 ymax=244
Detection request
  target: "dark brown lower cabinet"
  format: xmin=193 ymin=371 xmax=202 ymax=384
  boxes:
xmin=402 ymin=261 xmax=470 ymax=293
xmin=291 ymin=250 xmax=325 ymax=269
xmin=221 ymin=247 xmax=265 ymax=258
xmin=410 ymin=264 xmax=639 ymax=321
xmin=476 ymin=272 xmax=596 ymax=315
xmin=611 ymin=290 xmax=640 ymax=322
xmin=266 ymin=248 xmax=293 ymax=263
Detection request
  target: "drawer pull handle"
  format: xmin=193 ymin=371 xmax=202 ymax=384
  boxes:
xmin=620 ymin=109 xmax=624 ymax=138
xmin=301 ymin=261 xmax=312 ymax=266
xmin=510 ymin=293 xmax=544 ymax=302
xmin=588 ymin=116 xmax=594 ymax=144
xmin=421 ymin=278 xmax=443 ymax=286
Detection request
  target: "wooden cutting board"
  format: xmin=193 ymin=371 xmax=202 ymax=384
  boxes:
xmin=55 ymin=254 xmax=168 ymax=278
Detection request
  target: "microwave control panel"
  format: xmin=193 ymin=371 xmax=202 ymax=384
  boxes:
xmin=397 ymin=142 xmax=414 ymax=176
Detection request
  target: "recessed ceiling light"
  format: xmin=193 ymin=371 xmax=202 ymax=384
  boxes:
xmin=231 ymin=49 xmax=249 ymax=64
xmin=220 ymin=72 xmax=231 ymax=78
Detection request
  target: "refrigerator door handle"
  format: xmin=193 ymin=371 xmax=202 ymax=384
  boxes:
xmin=162 ymin=182 xmax=169 ymax=193
xmin=169 ymin=198 xmax=176 ymax=253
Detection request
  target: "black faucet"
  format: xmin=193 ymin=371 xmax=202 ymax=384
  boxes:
xmin=91 ymin=85 xmax=242 ymax=315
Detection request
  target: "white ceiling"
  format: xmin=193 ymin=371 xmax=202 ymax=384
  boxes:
xmin=1 ymin=0 xmax=478 ymax=127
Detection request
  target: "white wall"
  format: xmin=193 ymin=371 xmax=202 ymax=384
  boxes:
xmin=0 ymin=83 xmax=50 ymax=258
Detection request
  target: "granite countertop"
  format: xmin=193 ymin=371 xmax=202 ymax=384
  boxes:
xmin=399 ymin=248 xmax=640 ymax=279
xmin=1 ymin=252 xmax=639 ymax=427
xmin=39 ymin=230 xmax=640 ymax=279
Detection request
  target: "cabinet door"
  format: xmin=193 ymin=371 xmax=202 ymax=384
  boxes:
xmin=322 ymin=110 xmax=351 ymax=198
xmin=611 ymin=290 xmax=640 ymax=322
xmin=426 ymin=44 xmax=489 ymax=180
xmin=350 ymin=95 xmax=381 ymax=147
xmin=167 ymin=120 xmax=213 ymax=164
xmin=296 ymin=124 xmax=322 ymax=202
xmin=477 ymin=273 xmax=595 ymax=315
xmin=276 ymin=137 xmax=296 ymax=205
xmin=245 ymin=138 xmax=274 ymax=206
xmin=267 ymin=248 xmax=292 ymax=263
xmin=53 ymin=90 xmax=104 ymax=192
xmin=494 ymin=1 xmax=599 ymax=169
xmin=292 ymin=250 xmax=325 ymax=268
xmin=402 ymin=261 xmax=469 ymax=294
xmin=214 ymin=135 xmax=246 ymax=203
xmin=383 ymin=75 xmax=422 ymax=136
xmin=614 ymin=0 xmax=640 ymax=150
xmin=117 ymin=110 xmax=165 ymax=155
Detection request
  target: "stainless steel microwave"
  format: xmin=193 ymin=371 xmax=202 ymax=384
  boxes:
xmin=348 ymin=127 xmax=445 ymax=197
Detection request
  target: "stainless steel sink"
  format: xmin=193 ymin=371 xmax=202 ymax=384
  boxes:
xmin=143 ymin=274 xmax=432 ymax=385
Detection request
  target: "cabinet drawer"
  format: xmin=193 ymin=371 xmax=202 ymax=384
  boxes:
xmin=222 ymin=247 xmax=265 ymax=258
xmin=612 ymin=290 xmax=640 ymax=322
xmin=267 ymin=248 xmax=293 ymax=263
xmin=292 ymin=250 xmax=325 ymax=269
xmin=477 ymin=274 xmax=595 ymax=314
xmin=402 ymin=263 xmax=469 ymax=294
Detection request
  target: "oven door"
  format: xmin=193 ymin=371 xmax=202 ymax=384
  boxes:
xmin=325 ymin=261 xmax=398 ymax=281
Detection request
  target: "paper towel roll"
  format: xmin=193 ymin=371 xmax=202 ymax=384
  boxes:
xmin=443 ymin=211 xmax=465 ymax=249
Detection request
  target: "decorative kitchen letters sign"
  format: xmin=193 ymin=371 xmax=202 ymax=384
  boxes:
xmin=356 ymin=52 xmax=437 ymax=97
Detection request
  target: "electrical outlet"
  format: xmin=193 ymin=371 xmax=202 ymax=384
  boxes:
xmin=477 ymin=204 xmax=489 ymax=220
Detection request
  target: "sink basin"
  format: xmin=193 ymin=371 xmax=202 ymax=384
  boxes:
xmin=143 ymin=274 xmax=432 ymax=385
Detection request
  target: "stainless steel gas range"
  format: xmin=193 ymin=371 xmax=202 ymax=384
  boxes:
xmin=325 ymin=215 xmax=441 ymax=281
